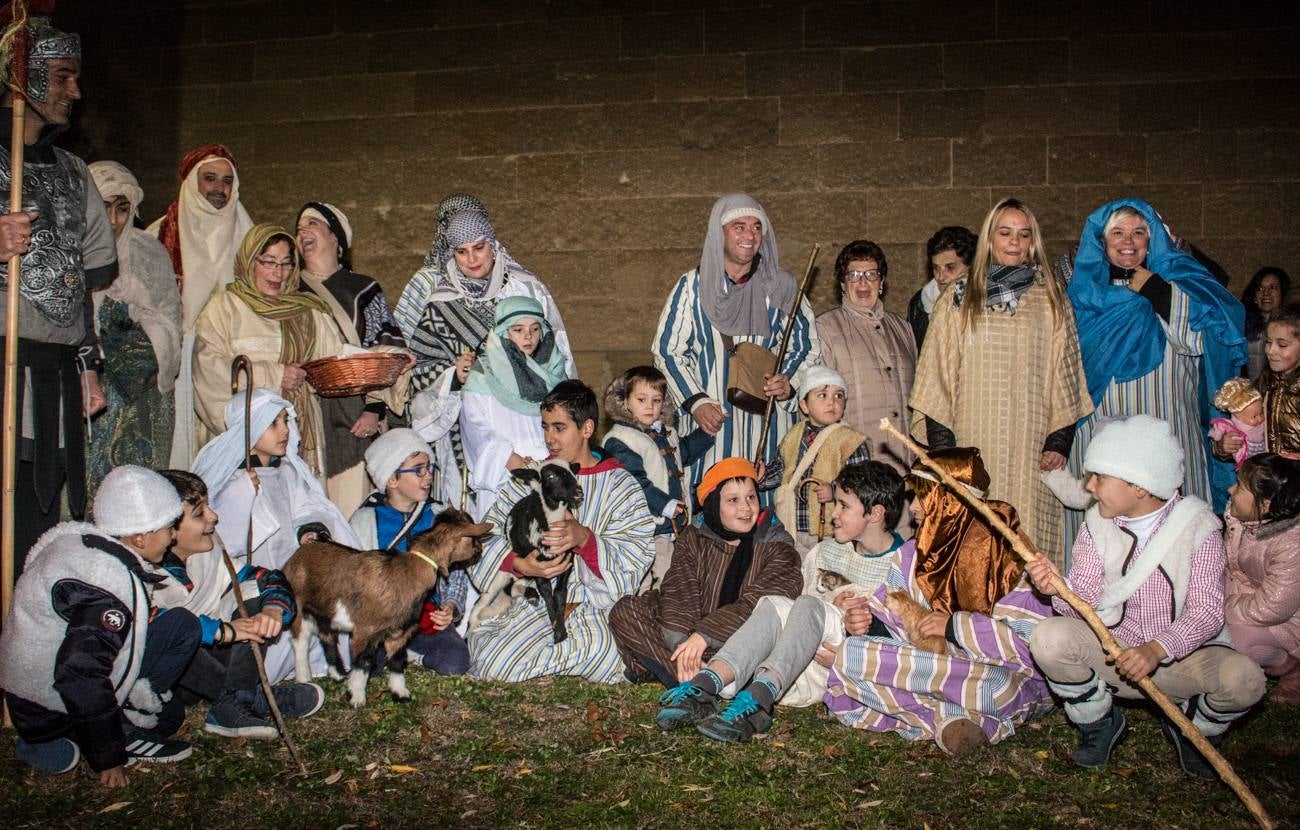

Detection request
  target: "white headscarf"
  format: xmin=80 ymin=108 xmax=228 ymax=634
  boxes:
xmin=699 ymin=193 xmax=796 ymax=336
xmin=148 ymin=154 xmax=255 ymax=332
xmin=192 ymin=389 xmax=324 ymax=502
xmin=88 ymin=161 xmax=183 ymax=393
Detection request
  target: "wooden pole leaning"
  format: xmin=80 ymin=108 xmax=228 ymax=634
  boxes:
xmin=751 ymin=244 xmax=819 ymax=469
xmin=229 ymin=356 xmax=309 ymax=776
xmin=1 ymin=1 xmax=31 ymax=730
xmin=877 ymin=417 xmax=1274 ymax=830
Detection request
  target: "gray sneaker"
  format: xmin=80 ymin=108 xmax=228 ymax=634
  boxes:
xmin=15 ymin=737 xmax=80 ymax=774
xmin=205 ymin=694 xmax=278 ymax=740
xmin=253 ymin=682 xmax=325 ymax=720
xmin=1071 ymin=706 xmax=1128 ymax=768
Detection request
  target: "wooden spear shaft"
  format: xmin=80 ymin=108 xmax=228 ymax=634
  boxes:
xmin=1 ymin=7 xmax=31 ymax=731
xmin=230 ymin=356 xmax=308 ymax=776
xmin=751 ymin=244 xmax=819 ymax=469
xmin=878 ymin=418 xmax=1275 ymax=830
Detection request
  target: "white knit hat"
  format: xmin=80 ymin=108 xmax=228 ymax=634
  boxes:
xmin=801 ymin=365 xmax=847 ymax=397
xmin=719 ymin=204 xmax=769 ymax=230
xmin=94 ymin=465 xmax=184 ymax=536
xmin=364 ymin=428 xmax=433 ymax=488
xmin=1083 ymin=415 xmax=1185 ymax=499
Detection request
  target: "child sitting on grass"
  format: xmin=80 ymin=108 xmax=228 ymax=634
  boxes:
xmin=757 ymin=365 xmax=871 ymax=554
xmin=609 ymin=457 xmax=802 ymax=688
xmin=152 ymin=470 xmax=325 ymax=740
xmin=602 ymin=365 xmax=714 ymax=591
xmin=1223 ymin=453 xmax=1300 ymax=704
xmin=1031 ymin=415 xmax=1266 ymax=780
xmin=350 ymin=428 xmax=470 ymax=675
xmin=654 ymin=461 xmax=905 ymax=742
xmin=0 ymin=466 xmax=200 ymax=786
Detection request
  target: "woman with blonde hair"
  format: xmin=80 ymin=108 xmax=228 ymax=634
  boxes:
xmin=909 ymin=198 xmax=1092 ymax=566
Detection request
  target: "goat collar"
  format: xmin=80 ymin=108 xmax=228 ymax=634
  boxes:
xmin=409 ymin=548 xmax=442 ymax=575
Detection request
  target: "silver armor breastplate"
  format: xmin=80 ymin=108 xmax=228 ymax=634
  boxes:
xmin=0 ymin=147 xmax=87 ymax=326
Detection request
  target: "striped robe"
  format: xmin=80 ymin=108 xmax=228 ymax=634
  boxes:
xmin=653 ymin=268 xmax=821 ymax=495
xmin=1064 ymin=285 xmax=1209 ymax=560
xmin=824 ymin=540 xmax=1053 ymax=745
xmin=608 ymin=516 xmax=802 ymax=678
xmin=468 ymin=458 xmax=655 ymax=683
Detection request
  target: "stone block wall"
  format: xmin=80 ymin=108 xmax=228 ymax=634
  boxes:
xmin=59 ymin=0 xmax=1300 ymax=390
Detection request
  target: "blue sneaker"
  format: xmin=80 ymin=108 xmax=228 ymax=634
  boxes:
xmin=696 ymin=690 xmax=773 ymax=743
xmin=655 ymin=682 xmax=718 ymax=730
xmin=15 ymin=737 xmax=80 ymax=774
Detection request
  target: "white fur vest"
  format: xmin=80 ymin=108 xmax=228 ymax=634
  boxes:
xmin=603 ymin=422 xmax=680 ymax=527
xmin=0 ymin=523 xmax=151 ymax=713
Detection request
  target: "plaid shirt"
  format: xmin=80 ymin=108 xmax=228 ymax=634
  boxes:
xmin=1053 ymin=495 xmax=1226 ymax=661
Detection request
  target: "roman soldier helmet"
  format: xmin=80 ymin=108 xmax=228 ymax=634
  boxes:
xmin=25 ymin=17 xmax=80 ymax=103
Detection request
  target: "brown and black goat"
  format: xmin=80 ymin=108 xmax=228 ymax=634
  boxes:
xmin=283 ymin=508 xmax=491 ymax=707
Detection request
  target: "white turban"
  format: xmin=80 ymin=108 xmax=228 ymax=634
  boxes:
xmin=364 ymin=428 xmax=433 ymax=489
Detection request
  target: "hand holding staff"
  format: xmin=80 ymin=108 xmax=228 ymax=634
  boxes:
xmin=878 ymin=418 xmax=1274 ymax=830
xmin=751 ymin=244 xmax=819 ymax=468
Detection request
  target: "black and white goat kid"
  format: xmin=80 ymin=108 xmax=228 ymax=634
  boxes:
xmin=469 ymin=459 xmax=583 ymax=643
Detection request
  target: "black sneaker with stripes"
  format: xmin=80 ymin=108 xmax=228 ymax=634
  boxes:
xmin=123 ymin=731 xmax=192 ymax=764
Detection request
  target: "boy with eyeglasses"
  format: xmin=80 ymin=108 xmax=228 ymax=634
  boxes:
xmin=350 ymin=429 xmax=469 ymax=675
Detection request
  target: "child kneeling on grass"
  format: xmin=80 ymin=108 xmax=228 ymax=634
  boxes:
xmin=152 ymin=470 xmax=325 ymax=740
xmin=655 ymin=461 xmax=906 ymax=742
xmin=1031 ymin=415 xmax=1267 ymax=780
xmin=350 ymin=428 xmax=471 ymax=675
xmin=0 ymin=466 xmax=201 ymax=786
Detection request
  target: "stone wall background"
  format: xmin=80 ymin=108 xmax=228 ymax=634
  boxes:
xmin=59 ymin=0 xmax=1300 ymax=391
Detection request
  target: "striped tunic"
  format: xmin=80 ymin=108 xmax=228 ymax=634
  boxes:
xmin=467 ymin=458 xmax=654 ymax=683
xmin=654 ymin=268 xmax=820 ymax=493
xmin=1064 ymin=285 xmax=1209 ymax=560
xmin=824 ymin=540 xmax=1053 ymax=744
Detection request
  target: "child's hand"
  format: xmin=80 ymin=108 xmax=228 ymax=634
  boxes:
xmin=98 ymin=766 xmax=129 ymax=788
xmin=230 ymin=610 xmax=282 ymax=643
xmin=917 ymin=611 xmax=950 ymax=640
xmin=671 ymin=633 xmax=708 ymax=682
xmin=1112 ymin=640 xmax=1166 ymax=682
xmin=831 ymin=591 xmax=865 ymax=612
xmin=540 ymin=513 xmax=590 ymax=556
xmin=1025 ymin=554 xmax=1059 ymax=596
xmin=1217 ymin=432 xmax=1245 ymax=455
xmin=428 ymin=605 xmax=454 ymax=632
xmin=843 ymin=605 xmax=874 ymax=636
xmin=816 ymin=482 xmax=833 ymax=503
xmin=813 ymin=641 xmax=838 ymax=669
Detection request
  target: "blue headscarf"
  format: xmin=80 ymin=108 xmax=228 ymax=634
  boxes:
xmin=1068 ymin=198 xmax=1247 ymax=509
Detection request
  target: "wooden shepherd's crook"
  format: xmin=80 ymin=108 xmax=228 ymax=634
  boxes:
xmin=229 ymin=356 xmax=309 ymax=776
xmin=878 ymin=418 xmax=1275 ymax=830
xmin=751 ymin=244 xmax=819 ymax=469
xmin=1 ymin=0 xmax=31 ymax=730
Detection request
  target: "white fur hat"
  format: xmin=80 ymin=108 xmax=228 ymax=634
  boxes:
xmin=801 ymin=365 xmax=847 ymax=397
xmin=94 ymin=465 xmax=184 ymax=537
xmin=1083 ymin=415 xmax=1185 ymax=499
xmin=364 ymin=428 xmax=433 ymax=488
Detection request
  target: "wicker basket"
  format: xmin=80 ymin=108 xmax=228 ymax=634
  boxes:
xmin=302 ymin=352 xmax=407 ymax=398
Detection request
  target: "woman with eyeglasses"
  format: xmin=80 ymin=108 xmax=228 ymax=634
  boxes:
xmin=193 ymin=224 xmax=348 ymax=481
xmin=815 ymin=240 xmax=917 ymax=476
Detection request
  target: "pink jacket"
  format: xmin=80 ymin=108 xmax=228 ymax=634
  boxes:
xmin=1225 ymin=514 xmax=1300 ymax=654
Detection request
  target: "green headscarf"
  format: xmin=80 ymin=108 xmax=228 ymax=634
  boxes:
xmin=463 ymin=295 xmax=568 ymax=415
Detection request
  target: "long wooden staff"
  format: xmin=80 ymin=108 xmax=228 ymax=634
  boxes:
xmin=878 ymin=418 xmax=1274 ymax=830
xmin=1 ymin=0 xmax=31 ymax=730
xmin=751 ymin=244 xmax=819 ymax=468
xmin=229 ymin=356 xmax=308 ymax=776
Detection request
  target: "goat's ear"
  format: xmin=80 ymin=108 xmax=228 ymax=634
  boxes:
xmin=511 ymin=467 xmax=541 ymax=484
xmin=463 ymin=521 xmax=493 ymax=537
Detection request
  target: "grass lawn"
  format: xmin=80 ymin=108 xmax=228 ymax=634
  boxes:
xmin=3 ymin=671 xmax=1296 ymax=829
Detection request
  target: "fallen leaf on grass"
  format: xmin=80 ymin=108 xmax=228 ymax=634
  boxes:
xmin=100 ymin=802 xmax=132 ymax=814
xmin=1113 ymin=767 xmax=1135 ymax=779
xmin=511 ymin=760 xmax=534 ymax=778
xmin=857 ymin=799 xmax=884 ymax=809
xmin=821 ymin=744 xmax=848 ymax=758
xmin=345 ymin=779 xmax=359 ymax=795
xmin=771 ymin=742 xmax=785 ymax=748
xmin=389 ymin=764 xmax=419 ymax=774
xmin=1034 ymin=750 xmax=1049 ymax=759
xmin=585 ymin=700 xmax=607 ymax=725
xmin=616 ymin=799 xmax=630 ymax=808
xmin=471 ymin=764 xmax=494 ymax=772
xmin=428 ymin=699 xmax=449 ymax=709
xmin=1101 ymin=803 xmax=1118 ymax=810
xmin=419 ymin=723 xmax=433 ymax=745
xmin=323 ymin=769 xmax=344 ymax=785
xmin=681 ymin=784 xmax=712 ymax=792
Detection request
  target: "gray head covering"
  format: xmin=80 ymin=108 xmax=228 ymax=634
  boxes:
xmin=422 ymin=193 xmax=488 ymax=270
xmin=699 ymin=192 xmax=796 ymax=336
xmin=444 ymin=209 xmax=495 ymax=263
xmin=26 ymin=18 xmax=81 ymax=103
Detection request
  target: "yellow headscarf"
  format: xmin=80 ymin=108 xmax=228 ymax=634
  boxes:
xmin=228 ymin=223 xmax=331 ymax=461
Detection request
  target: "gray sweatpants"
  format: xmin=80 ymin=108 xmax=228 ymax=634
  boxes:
xmin=712 ymin=594 xmax=827 ymax=699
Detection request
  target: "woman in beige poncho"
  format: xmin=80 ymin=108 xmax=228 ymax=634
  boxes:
xmin=909 ymin=198 xmax=1091 ymax=566
xmin=192 ymin=223 xmax=345 ymax=481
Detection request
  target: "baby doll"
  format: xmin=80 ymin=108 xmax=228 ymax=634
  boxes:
xmin=1209 ymin=378 xmax=1266 ymax=470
